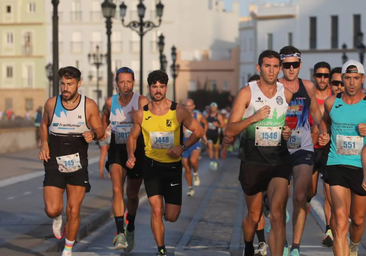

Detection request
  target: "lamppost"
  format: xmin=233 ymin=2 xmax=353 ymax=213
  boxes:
xmin=51 ymin=0 xmax=59 ymax=96
xmin=162 ymin=54 xmax=167 ymax=72
xmin=357 ymin=31 xmax=366 ymax=64
xmin=101 ymin=0 xmax=116 ymax=97
xmin=119 ymin=0 xmax=164 ymax=95
xmin=170 ymin=45 xmax=180 ymax=102
xmin=342 ymin=43 xmax=348 ymax=64
xmin=157 ymin=34 xmax=165 ymax=70
xmin=88 ymin=45 xmax=104 ymax=111
xmin=45 ymin=63 xmax=53 ymax=98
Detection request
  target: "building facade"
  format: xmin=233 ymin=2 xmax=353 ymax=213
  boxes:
xmin=0 ymin=0 xmax=47 ymax=117
xmin=239 ymin=0 xmax=366 ymax=88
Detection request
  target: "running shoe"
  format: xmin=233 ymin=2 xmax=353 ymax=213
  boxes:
xmin=254 ymin=241 xmax=267 ymax=255
xmin=187 ymin=187 xmax=195 ymax=196
xmin=209 ymin=161 xmax=214 ymax=170
xmin=61 ymin=250 xmax=72 ymax=256
xmin=322 ymin=229 xmax=333 ymax=247
xmin=193 ymin=174 xmax=200 ymax=186
xmin=282 ymin=241 xmax=289 ymax=256
xmin=350 ymin=243 xmax=358 ymax=256
xmin=290 ymin=248 xmax=300 ymax=256
xmin=123 ymin=213 xmax=135 ymax=252
xmin=113 ymin=233 xmax=128 ymax=250
xmin=52 ymin=215 xmax=65 ymax=239
xmin=213 ymin=162 xmax=218 ymax=171
xmin=157 ymin=248 xmax=167 ymax=256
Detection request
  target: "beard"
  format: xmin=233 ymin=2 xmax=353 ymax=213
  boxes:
xmin=151 ymin=93 xmax=165 ymax=102
xmin=62 ymin=90 xmax=77 ymax=102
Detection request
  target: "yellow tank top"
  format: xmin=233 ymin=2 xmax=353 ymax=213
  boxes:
xmin=141 ymin=102 xmax=182 ymax=163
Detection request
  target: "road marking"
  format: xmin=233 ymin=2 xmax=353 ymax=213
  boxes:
xmin=24 ymin=191 xmax=31 ymax=195
xmin=0 ymin=156 xmax=99 ymax=189
xmin=7 ymin=196 xmax=15 ymax=200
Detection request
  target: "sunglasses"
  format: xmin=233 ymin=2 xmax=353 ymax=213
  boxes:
xmin=314 ymin=73 xmax=330 ymax=79
xmin=331 ymin=80 xmax=344 ymax=87
xmin=282 ymin=62 xmax=300 ymax=69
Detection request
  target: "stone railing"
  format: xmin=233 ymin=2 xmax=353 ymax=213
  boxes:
xmin=0 ymin=127 xmax=36 ymax=154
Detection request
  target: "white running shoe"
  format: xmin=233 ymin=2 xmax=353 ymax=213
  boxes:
xmin=52 ymin=215 xmax=64 ymax=239
xmin=61 ymin=250 xmax=72 ymax=256
xmin=187 ymin=188 xmax=195 ymax=196
xmin=254 ymin=241 xmax=268 ymax=255
xmin=193 ymin=174 xmax=200 ymax=186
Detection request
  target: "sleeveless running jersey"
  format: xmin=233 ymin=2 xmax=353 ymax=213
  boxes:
xmin=110 ymin=92 xmax=139 ymax=144
xmin=141 ymin=102 xmax=182 ymax=163
xmin=47 ymin=95 xmax=90 ymax=172
xmin=207 ymin=113 xmax=219 ymax=136
xmin=238 ymin=81 xmax=289 ymax=166
xmin=327 ymin=93 xmax=366 ymax=168
xmin=285 ymin=78 xmax=313 ymax=153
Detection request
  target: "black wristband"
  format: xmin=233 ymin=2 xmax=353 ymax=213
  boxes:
xmin=92 ymin=131 xmax=97 ymax=140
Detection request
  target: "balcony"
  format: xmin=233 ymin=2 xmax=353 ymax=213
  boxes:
xmin=71 ymin=42 xmax=83 ymax=54
xmin=22 ymin=44 xmax=33 ymax=55
xmin=70 ymin=11 xmax=82 ymax=22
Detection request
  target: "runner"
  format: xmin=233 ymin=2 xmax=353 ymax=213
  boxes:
xmin=225 ymin=50 xmax=292 ymax=256
xmin=206 ymin=102 xmax=224 ymax=170
xmin=126 ymin=70 xmax=204 ymax=256
xmin=183 ymin=98 xmax=207 ymax=196
xmin=278 ymin=46 xmax=324 ymax=256
xmin=319 ymin=60 xmax=366 ymax=256
xmin=101 ymin=67 xmax=149 ymax=251
xmin=38 ymin=66 xmax=104 ymax=256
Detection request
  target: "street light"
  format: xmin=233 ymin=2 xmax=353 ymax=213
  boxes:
xmin=162 ymin=54 xmax=167 ymax=72
xmin=357 ymin=31 xmax=366 ymax=64
xmin=342 ymin=43 xmax=348 ymax=64
xmin=170 ymin=45 xmax=180 ymax=102
xmin=119 ymin=0 xmax=164 ymax=95
xmin=88 ymin=45 xmax=104 ymax=111
xmin=157 ymin=34 xmax=165 ymax=71
xmin=101 ymin=0 xmax=116 ymax=97
xmin=51 ymin=0 xmax=59 ymax=96
xmin=45 ymin=63 xmax=53 ymax=98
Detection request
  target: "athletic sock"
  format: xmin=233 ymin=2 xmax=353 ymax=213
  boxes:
xmin=114 ymin=216 xmax=124 ymax=234
xmin=126 ymin=213 xmax=136 ymax=232
xmin=256 ymin=229 xmax=266 ymax=243
xmin=64 ymin=238 xmax=74 ymax=252
xmin=244 ymin=239 xmax=254 ymax=256
xmin=350 ymin=240 xmax=360 ymax=250
xmin=291 ymin=243 xmax=300 ymax=251
xmin=158 ymin=245 xmax=166 ymax=253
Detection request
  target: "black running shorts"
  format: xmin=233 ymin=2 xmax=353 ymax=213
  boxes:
xmin=43 ymin=168 xmax=91 ymax=193
xmin=143 ymin=157 xmax=182 ymax=205
xmin=289 ymin=149 xmax=315 ymax=168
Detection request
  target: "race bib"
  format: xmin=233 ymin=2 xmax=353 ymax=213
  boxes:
xmin=287 ymin=130 xmax=301 ymax=149
xmin=115 ymin=124 xmax=132 ymax=144
xmin=56 ymin=153 xmax=82 ymax=173
xmin=184 ymin=128 xmax=193 ymax=138
xmin=208 ymin=122 xmax=216 ymax=130
xmin=336 ymin=135 xmax=363 ymax=155
xmin=255 ymin=126 xmax=282 ymax=147
xmin=150 ymin=131 xmax=175 ymax=149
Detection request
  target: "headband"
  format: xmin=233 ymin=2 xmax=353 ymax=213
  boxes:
xmin=280 ymin=52 xmax=301 ymax=60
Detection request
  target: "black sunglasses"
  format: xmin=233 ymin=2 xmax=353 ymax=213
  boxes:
xmin=331 ymin=80 xmax=344 ymax=87
xmin=314 ymin=73 xmax=330 ymax=79
xmin=282 ymin=62 xmax=300 ymax=69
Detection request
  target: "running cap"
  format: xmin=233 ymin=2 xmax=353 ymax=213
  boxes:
xmin=210 ymin=102 xmax=218 ymax=108
xmin=342 ymin=60 xmax=365 ymax=74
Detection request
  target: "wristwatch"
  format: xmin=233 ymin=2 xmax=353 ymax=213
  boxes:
xmin=181 ymin=144 xmax=188 ymax=151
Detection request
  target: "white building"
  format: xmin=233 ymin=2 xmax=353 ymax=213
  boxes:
xmin=45 ymin=0 xmax=239 ymax=107
xmin=239 ymin=0 xmax=366 ymax=88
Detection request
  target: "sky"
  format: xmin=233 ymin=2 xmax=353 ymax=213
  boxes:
xmin=222 ymin=0 xmax=292 ymax=17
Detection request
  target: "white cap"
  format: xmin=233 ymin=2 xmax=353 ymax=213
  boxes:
xmin=342 ymin=59 xmax=365 ymax=74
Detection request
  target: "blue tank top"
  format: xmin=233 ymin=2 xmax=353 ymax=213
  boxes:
xmin=327 ymin=93 xmax=366 ymax=168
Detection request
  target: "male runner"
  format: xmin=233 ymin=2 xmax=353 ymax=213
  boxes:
xmin=126 ymin=70 xmax=204 ymax=256
xmin=39 ymin=66 xmax=104 ymax=256
xmin=102 ymin=67 xmax=149 ymax=251
xmin=206 ymin=102 xmax=224 ymax=170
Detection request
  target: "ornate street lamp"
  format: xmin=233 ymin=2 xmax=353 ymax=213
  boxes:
xmin=170 ymin=45 xmax=180 ymax=102
xmin=101 ymin=0 xmax=116 ymax=97
xmin=357 ymin=31 xmax=366 ymax=64
xmin=88 ymin=45 xmax=104 ymax=111
xmin=342 ymin=43 xmax=348 ymax=64
xmin=45 ymin=63 xmax=53 ymax=98
xmin=162 ymin=54 xmax=167 ymax=72
xmin=51 ymin=0 xmax=59 ymax=96
xmin=157 ymin=34 xmax=165 ymax=71
xmin=119 ymin=0 xmax=164 ymax=95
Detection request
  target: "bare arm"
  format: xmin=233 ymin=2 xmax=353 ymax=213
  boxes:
xmin=318 ymin=96 xmax=335 ymax=146
xmin=84 ymin=98 xmax=104 ymax=142
xmin=102 ymin=97 xmax=112 ymax=130
xmin=304 ymin=80 xmax=324 ymax=133
xmin=126 ymin=109 xmax=143 ymax=168
xmin=180 ymin=107 xmax=204 ymax=148
xmin=38 ymin=97 xmax=56 ymax=161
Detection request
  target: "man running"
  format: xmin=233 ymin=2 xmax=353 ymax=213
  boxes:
xmin=126 ymin=70 xmax=204 ymax=256
xmin=225 ymin=50 xmax=292 ymax=256
xmin=101 ymin=67 xmax=149 ymax=251
xmin=319 ymin=60 xmax=366 ymax=256
xmin=38 ymin=66 xmax=104 ymax=256
xmin=278 ymin=46 xmax=324 ymax=256
xmin=183 ymin=98 xmax=207 ymax=196
xmin=206 ymin=102 xmax=224 ymax=170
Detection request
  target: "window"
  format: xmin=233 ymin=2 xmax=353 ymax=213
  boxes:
xmin=6 ymin=66 xmax=13 ymax=78
xmin=211 ymin=80 xmax=217 ymax=91
xmin=71 ymin=0 xmax=82 ymax=22
xmin=288 ymin=32 xmax=293 ymax=46
xmin=331 ymin=16 xmax=338 ymax=49
xmin=112 ymin=31 xmax=122 ymax=53
xmin=189 ymin=81 xmax=197 ymax=91
xmin=7 ymin=33 xmax=13 ymax=44
xmin=6 ymin=5 xmax=11 ymax=13
xmin=71 ymin=32 xmax=82 ymax=53
xmin=23 ymin=32 xmax=32 ymax=55
xmin=223 ymin=81 xmax=229 ymax=91
xmin=353 ymin=14 xmax=361 ymax=48
xmin=267 ymin=33 xmax=273 ymax=50
xmin=29 ymin=3 xmax=36 ymax=13
xmin=25 ymin=98 xmax=33 ymax=111
xmin=309 ymin=17 xmax=317 ymax=49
